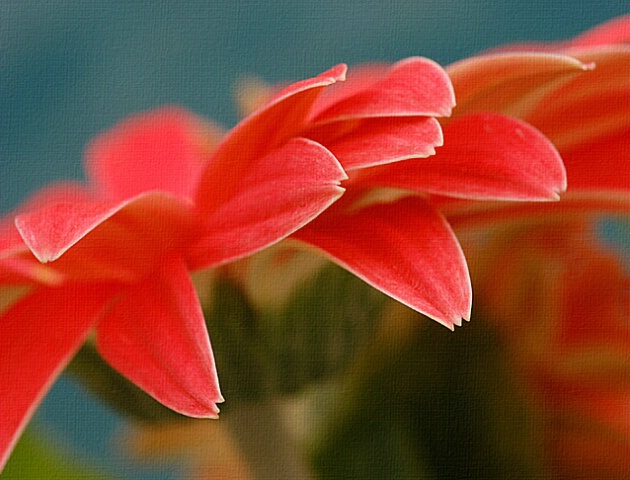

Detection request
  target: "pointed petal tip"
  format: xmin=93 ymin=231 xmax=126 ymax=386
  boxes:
xmin=14 ymin=216 xmax=60 ymax=264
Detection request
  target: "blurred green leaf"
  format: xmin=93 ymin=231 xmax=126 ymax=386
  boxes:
xmin=203 ymin=276 xmax=275 ymax=405
xmin=204 ymin=264 xmax=389 ymax=406
xmin=261 ymin=263 xmax=389 ymax=395
xmin=312 ymin=314 xmax=545 ymax=479
xmin=3 ymin=429 xmax=113 ymax=479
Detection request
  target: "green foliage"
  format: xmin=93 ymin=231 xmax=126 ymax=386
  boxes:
xmin=204 ymin=263 xmax=389 ymax=408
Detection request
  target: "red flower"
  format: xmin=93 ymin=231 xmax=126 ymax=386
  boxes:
xmin=444 ymin=16 xmax=630 ymax=478
xmin=0 ymin=66 xmax=350 ymax=471
xmin=441 ymin=15 xmax=630 ymax=228
xmin=235 ymin=57 xmax=568 ymax=328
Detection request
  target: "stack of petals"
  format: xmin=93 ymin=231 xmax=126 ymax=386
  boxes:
xmin=0 ymin=48 xmax=569 ymax=470
xmin=443 ymin=15 xmax=630 ymax=478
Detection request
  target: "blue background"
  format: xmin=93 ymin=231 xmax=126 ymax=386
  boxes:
xmin=2 ymin=1 xmax=628 ymax=478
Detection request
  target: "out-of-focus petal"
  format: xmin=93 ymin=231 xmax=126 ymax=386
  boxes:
xmin=306 ymin=116 xmax=443 ymax=170
xmin=95 ymin=255 xmax=223 ymax=418
xmin=520 ymin=49 xmax=630 ymax=152
xmin=0 ymin=284 xmax=115 ymax=471
xmin=446 ymin=53 xmax=592 ymax=115
xmin=362 ymin=113 xmax=566 ymax=201
xmin=294 ymin=197 xmax=471 ymax=329
xmin=85 ymin=107 xmax=217 ymax=202
xmin=310 ymin=57 xmax=455 ymax=122
xmin=488 ymin=15 xmax=630 ymax=52
xmin=567 ymin=15 xmax=630 ymax=47
xmin=188 ymin=138 xmax=346 ymax=269
xmin=560 ymin=128 xmax=630 ymax=193
xmin=195 ymin=65 xmax=347 ymax=213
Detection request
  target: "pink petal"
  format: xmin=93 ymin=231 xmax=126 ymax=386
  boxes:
xmin=195 ymin=65 xmax=347 ymax=212
xmin=446 ymin=53 xmax=592 ymax=114
xmin=188 ymin=137 xmax=346 ymax=269
xmin=310 ymin=57 xmax=455 ymax=123
xmin=15 ymin=193 xmax=194 ymax=270
xmin=568 ymin=15 xmax=630 ymax=47
xmin=95 ymin=255 xmax=223 ymax=418
xmin=488 ymin=15 xmax=630 ymax=52
xmin=0 ymin=221 xmax=61 ymax=285
xmin=0 ymin=284 xmax=115 ymax=472
xmin=293 ymin=196 xmax=471 ymax=329
xmin=85 ymin=107 xmax=215 ymax=202
xmin=361 ymin=113 xmax=566 ymax=201
xmin=15 ymin=199 xmax=128 ymax=263
xmin=305 ymin=116 xmax=443 ymax=170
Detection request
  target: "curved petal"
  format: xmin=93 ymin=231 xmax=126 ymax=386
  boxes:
xmin=15 ymin=192 xmax=194 ymax=268
xmin=306 ymin=116 xmax=443 ymax=170
xmin=0 ymin=220 xmax=61 ymax=285
xmin=520 ymin=49 xmax=630 ymax=152
xmin=0 ymin=284 xmax=115 ymax=472
xmin=446 ymin=53 xmax=592 ymax=115
xmin=95 ymin=255 xmax=223 ymax=418
xmin=293 ymin=197 xmax=471 ymax=329
xmin=188 ymin=138 xmax=346 ymax=269
xmin=15 ymin=199 xmax=130 ymax=263
xmin=85 ymin=107 xmax=218 ymax=202
xmin=362 ymin=113 xmax=566 ymax=201
xmin=310 ymin=57 xmax=455 ymax=123
xmin=195 ymin=65 xmax=347 ymax=212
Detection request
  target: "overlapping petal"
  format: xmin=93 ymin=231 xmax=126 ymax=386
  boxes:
xmin=446 ymin=53 xmax=592 ymax=115
xmin=194 ymin=65 xmax=347 ymax=216
xmin=0 ymin=284 xmax=116 ymax=471
xmin=270 ymin=56 xmax=568 ymax=326
xmin=442 ymin=20 xmax=630 ymax=227
xmin=294 ymin=196 xmax=471 ymax=329
xmin=0 ymin=66 xmax=353 ymax=473
xmin=188 ymin=137 xmax=346 ymax=269
xmin=310 ymin=57 xmax=455 ymax=122
xmin=96 ymin=256 xmax=222 ymax=418
xmin=360 ymin=113 xmax=566 ymax=201
xmin=305 ymin=116 xmax=443 ymax=170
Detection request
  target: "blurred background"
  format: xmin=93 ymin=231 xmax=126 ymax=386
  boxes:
xmin=1 ymin=1 xmax=629 ymax=478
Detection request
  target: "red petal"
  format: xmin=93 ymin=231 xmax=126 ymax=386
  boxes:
xmin=306 ymin=116 xmax=443 ymax=170
xmin=0 ymin=284 xmax=115 ymax=472
xmin=311 ymin=57 xmax=455 ymax=123
xmin=446 ymin=53 xmax=591 ymax=114
xmin=361 ymin=113 xmax=566 ymax=201
xmin=189 ymin=137 xmax=346 ymax=269
xmin=15 ymin=199 xmax=128 ymax=263
xmin=195 ymin=65 xmax=346 ymax=212
xmin=85 ymin=107 xmax=214 ymax=202
xmin=561 ymin=128 xmax=630 ymax=193
xmin=488 ymin=15 xmax=630 ymax=51
xmin=15 ymin=193 xmax=194 ymax=272
xmin=294 ymin=197 xmax=471 ymax=328
xmin=96 ymin=255 xmax=223 ymax=418
xmin=520 ymin=49 xmax=630 ymax=152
